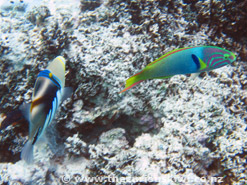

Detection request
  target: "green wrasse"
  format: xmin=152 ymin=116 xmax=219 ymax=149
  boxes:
xmin=120 ymin=46 xmax=236 ymax=93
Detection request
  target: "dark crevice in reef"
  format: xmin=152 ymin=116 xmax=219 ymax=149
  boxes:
xmin=183 ymin=0 xmax=247 ymax=43
xmin=182 ymin=0 xmax=247 ymax=60
xmin=80 ymin=0 xmax=101 ymax=12
xmin=112 ymin=114 xmax=161 ymax=146
xmin=57 ymin=114 xmax=161 ymax=147
xmin=127 ymin=1 xmax=143 ymax=25
xmin=0 ymin=119 xmax=28 ymax=163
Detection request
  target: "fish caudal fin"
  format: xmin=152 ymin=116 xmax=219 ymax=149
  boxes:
xmin=21 ymin=140 xmax=34 ymax=164
xmin=119 ymin=71 xmax=145 ymax=93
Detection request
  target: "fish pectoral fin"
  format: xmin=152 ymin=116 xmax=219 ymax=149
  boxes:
xmin=191 ymin=54 xmax=207 ymax=70
xmin=19 ymin=103 xmax=31 ymax=122
xmin=61 ymin=87 xmax=73 ymax=102
xmin=199 ymin=59 xmax=207 ymax=70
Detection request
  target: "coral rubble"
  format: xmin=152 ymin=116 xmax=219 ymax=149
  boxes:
xmin=0 ymin=0 xmax=246 ymax=184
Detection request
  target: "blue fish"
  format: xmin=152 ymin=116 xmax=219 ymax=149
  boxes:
xmin=120 ymin=46 xmax=236 ymax=93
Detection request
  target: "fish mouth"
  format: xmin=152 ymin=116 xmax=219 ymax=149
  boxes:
xmin=229 ymin=53 xmax=237 ymax=66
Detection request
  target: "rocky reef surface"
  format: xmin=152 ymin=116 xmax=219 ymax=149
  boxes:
xmin=0 ymin=0 xmax=246 ymax=184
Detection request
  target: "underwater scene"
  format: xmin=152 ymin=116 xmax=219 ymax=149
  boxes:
xmin=0 ymin=0 xmax=246 ymax=184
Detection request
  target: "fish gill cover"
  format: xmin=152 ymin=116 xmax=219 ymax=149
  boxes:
xmin=0 ymin=0 xmax=246 ymax=184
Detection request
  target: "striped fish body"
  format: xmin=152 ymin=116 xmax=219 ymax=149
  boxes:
xmin=21 ymin=56 xmax=67 ymax=164
xmin=120 ymin=46 xmax=236 ymax=93
xmin=29 ymin=56 xmax=65 ymax=140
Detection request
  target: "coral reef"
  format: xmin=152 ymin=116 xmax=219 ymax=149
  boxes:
xmin=0 ymin=0 xmax=246 ymax=184
xmin=26 ymin=5 xmax=50 ymax=25
xmin=195 ymin=0 xmax=247 ymax=59
xmin=65 ymin=133 xmax=88 ymax=157
xmin=195 ymin=0 xmax=247 ymax=42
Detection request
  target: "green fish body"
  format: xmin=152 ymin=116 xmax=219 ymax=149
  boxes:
xmin=120 ymin=46 xmax=236 ymax=93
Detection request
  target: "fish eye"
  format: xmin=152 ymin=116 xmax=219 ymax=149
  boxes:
xmin=224 ymin=54 xmax=230 ymax=59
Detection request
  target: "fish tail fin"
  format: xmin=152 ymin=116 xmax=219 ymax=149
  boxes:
xmin=119 ymin=71 xmax=145 ymax=93
xmin=21 ymin=140 xmax=34 ymax=164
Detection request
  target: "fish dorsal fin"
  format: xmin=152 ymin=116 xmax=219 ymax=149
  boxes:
xmin=191 ymin=54 xmax=207 ymax=70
